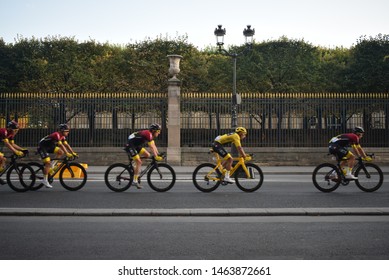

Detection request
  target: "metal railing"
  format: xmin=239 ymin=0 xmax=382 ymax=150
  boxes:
xmin=1 ymin=92 xmax=388 ymax=148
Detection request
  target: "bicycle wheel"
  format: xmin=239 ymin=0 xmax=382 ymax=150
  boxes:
xmin=28 ymin=162 xmax=45 ymax=191
xmin=6 ymin=163 xmax=35 ymax=192
xmin=192 ymin=163 xmax=221 ymax=192
xmin=104 ymin=163 xmax=133 ymax=192
xmin=147 ymin=163 xmax=176 ymax=192
xmin=312 ymin=163 xmax=341 ymax=192
xmin=354 ymin=163 xmax=383 ymax=192
xmin=234 ymin=163 xmax=264 ymax=192
xmin=59 ymin=162 xmax=87 ymax=191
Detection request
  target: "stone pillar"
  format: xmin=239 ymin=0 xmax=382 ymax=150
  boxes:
xmin=167 ymin=55 xmax=183 ymax=165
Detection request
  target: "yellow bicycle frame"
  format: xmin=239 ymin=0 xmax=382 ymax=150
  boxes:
xmin=206 ymin=150 xmax=252 ymax=182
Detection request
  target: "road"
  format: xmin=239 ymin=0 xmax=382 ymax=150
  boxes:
xmin=1 ymin=173 xmax=388 ymax=260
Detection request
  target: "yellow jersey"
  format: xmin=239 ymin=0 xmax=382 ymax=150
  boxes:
xmin=214 ymin=132 xmax=241 ymax=147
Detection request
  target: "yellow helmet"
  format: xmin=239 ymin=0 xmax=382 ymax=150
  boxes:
xmin=235 ymin=127 xmax=247 ymax=134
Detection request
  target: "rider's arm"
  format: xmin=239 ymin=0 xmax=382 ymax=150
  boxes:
xmin=147 ymin=140 xmax=159 ymax=157
xmin=236 ymin=146 xmax=247 ymax=158
xmin=352 ymin=144 xmax=367 ymax=158
xmin=62 ymin=140 xmax=75 ymax=154
xmin=9 ymin=140 xmax=25 ymax=151
xmin=3 ymin=139 xmax=20 ymax=154
xmin=57 ymin=140 xmax=72 ymax=156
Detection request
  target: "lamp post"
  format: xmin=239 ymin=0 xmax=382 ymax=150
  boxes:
xmin=214 ymin=24 xmax=255 ymax=128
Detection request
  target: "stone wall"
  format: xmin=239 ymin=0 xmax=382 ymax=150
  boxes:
xmin=22 ymin=147 xmax=389 ymax=166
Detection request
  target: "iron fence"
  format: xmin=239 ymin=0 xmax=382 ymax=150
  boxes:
xmin=1 ymin=92 xmax=388 ymax=148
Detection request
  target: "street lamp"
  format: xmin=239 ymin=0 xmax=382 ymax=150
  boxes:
xmin=214 ymin=24 xmax=255 ymax=128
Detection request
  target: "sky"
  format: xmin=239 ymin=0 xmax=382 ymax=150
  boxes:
xmin=0 ymin=0 xmax=388 ymax=49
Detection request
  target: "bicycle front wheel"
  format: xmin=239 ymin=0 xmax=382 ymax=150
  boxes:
xmin=192 ymin=163 xmax=221 ymax=192
xmin=147 ymin=163 xmax=176 ymax=192
xmin=312 ymin=163 xmax=341 ymax=192
xmin=7 ymin=163 xmax=35 ymax=192
xmin=59 ymin=163 xmax=87 ymax=191
xmin=354 ymin=163 xmax=383 ymax=192
xmin=104 ymin=163 xmax=133 ymax=192
xmin=234 ymin=163 xmax=264 ymax=192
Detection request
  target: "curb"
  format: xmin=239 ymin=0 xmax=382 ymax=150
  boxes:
xmin=1 ymin=208 xmax=389 ymax=216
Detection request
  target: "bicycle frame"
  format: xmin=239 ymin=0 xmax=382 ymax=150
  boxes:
xmin=0 ymin=153 xmax=27 ymax=178
xmin=209 ymin=151 xmax=252 ymax=181
xmin=127 ymin=153 xmax=161 ymax=181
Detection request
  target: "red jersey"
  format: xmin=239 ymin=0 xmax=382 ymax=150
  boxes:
xmin=39 ymin=132 xmax=66 ymax=146
xmin=0 ymin=128 xmax=16 ymax=141
xmin=329 ymin=133 xmax=360 ymax=147
xmin=127 ymin=130 xmax=153 ymax=147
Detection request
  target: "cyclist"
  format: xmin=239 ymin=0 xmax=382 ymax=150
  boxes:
xmin=37 ymin=124 xmax=78 ymax=188
xmin=211 ymin=127 xmax=250 ymax=183
xmin=0 ymin=121 xmax=27 ymax=184
xmin=328 ymin=126 xmax=371 ymax=180
xmin=125 ymin=123 xmax=163 ymax=189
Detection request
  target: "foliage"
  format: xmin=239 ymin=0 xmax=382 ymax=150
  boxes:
xmin=0 ymin=34 xmax=388 ymax=93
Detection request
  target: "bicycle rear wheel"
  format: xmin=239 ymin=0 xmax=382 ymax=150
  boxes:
xmin=312 ymin=163 xmax=341 ymax=192
xmin=234 ymin=163 xmax=264 ymax=192
xmin=192 ymin=163 xmax=221 ymax=192
xmin=7 ymin=163 xmax=35 ymax=192
xmin=104 ymin=163 xmax=133 ymax=192
xmin=59 ymin=162 xmax=87 ymax=191
xmin=147 ymin=163 xmax=176 ymax=192
xmin=28 ymin=162 xmax=45 ymax=191
xmin=354 ymin=163 xmax=383 ymax=192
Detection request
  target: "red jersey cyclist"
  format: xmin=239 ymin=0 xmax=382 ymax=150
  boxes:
xmin=328 ymin=126 xmax=371 ymax=180
xmin=0 ymin=121 xmax=27 ymax=184
xmin=37 ymin=124 xmax=78 ymax=188
xmin=125 ymin=123 xmax=163 ymax=189
xmin=211 ymin=127 xmax=250 ymax=183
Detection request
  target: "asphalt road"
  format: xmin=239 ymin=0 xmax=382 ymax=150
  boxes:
xmin=0 ymin=175 xmax=388 ymax=209
xmin=1 ymin=174 xmax=388 ymax=260
xmin=1 ymin=215 xmax=389 ymax=260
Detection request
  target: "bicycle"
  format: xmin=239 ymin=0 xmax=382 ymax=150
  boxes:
xmin=192 ymin=150 xmax=264 ymax=192
xmin=28 ymin=156 xmax=87 ymax=191
xmin=104 ymin=152 xmax=176 ymax=192
xmin=0 ymin=150 xmax=35 ymax=192
xmin=312 ymin=153 xmax=384 ymax=192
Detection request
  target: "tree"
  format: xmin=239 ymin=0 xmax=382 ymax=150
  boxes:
xmin=345 ymin=34 xmax=389 ymax=92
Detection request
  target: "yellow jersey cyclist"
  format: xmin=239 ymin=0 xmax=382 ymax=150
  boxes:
xmin=328 ymin=126 xmax=371 ymax=180
xmin=37 ymin=124 xmax=78 ymax=188
xmin=0 ymin=121 xmax=28 ymax=184
xmin=125 ymin=123 xmax=163 ymax=189
xmin=211 ymin=127 xmax=250 ymax=183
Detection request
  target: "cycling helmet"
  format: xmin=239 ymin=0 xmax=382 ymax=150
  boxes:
xmin=235 ymin=127 xmax=247 ymax=134
xmin=149 ymin=123 xmax=161 ymax=131
xmin=58 ymin=124 xmax=70 ymax=131
xmin=6 ymin=120 xmax=19 ymax=130
xmin=353 ymin=126 xmax=365 ymax=134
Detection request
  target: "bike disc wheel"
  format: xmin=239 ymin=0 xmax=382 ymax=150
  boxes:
xmin=59 ymin=162 xmax=87 ymax=191
xmin=192 ymin=163 xmax=221 ymax=192
xmin=234 ymin=163 xmax=264 ymax=192
xmin=104 ymin=163 xmax=133 ymax=192
xmin=6 ymin=163 xmax=35 ymax=192
xmin=147 ymin=163 xmax=176 ymax=192
xmin=312 ymin=163 xmax=341 ymax=192
xmin=354 ymin=163 xmax=383 ymax=192
xmin=28 ymin=162 xmax=45 ymax=191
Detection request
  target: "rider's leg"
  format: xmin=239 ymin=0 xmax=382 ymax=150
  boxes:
xmin=0 ymin=153 xmax=5 ymax=172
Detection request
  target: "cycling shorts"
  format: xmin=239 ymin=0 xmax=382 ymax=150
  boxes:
xmin=211 ymin=142 xmax=231 ymax=159
xmin=37 ymin=142 xmax=57 ymax=159
xmin=328 ymin=144 xmax=350 ymax=161
xmin=125 ymin=144 xmax=144 ymax=159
